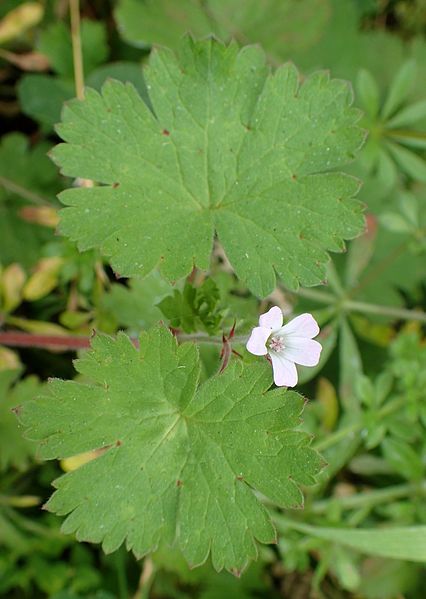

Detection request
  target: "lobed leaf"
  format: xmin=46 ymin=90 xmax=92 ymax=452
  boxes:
xmin=19 ymin=327 xmax=322 ymax=572
xmin=52 ymin=38 xmax=365 ymax=297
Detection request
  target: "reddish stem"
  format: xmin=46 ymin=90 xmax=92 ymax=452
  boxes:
xmin=0 ymin=329 xmax=243 ymax=352
xmin=0 ymin=331 xmax=91 ymax=351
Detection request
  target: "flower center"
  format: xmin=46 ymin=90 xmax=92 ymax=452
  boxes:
xmin=269 ymin=335 xmax=285 ymax=352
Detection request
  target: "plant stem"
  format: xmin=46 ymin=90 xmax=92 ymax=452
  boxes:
xmin=4 ymin=505 xmax=63 ymax=538
xmin=291 ymin=286 xmax=426 ymax=323
xmin=0 ymin=330 xmax=248 ymax=352
xmin=70 ymin=0 xmax=85 ymax=100
xmin=345 ymin=299 xmax=426 ymax=322
xmin=293 ymin=287 xmax=336 ymax=304
xmin=178 ymin=332 xmax=247 ymax=344
xmin=272 ymin=514 xmax=316 ymax=534
xmin=114 ymin=549 xmax=128 ymax=599
xmin=0 ymin=494 xmax=41 ymax=507
xmin=314 ymin=397 xmax=407 ymax=452
xmin=133 ymin=558 xmax=155 ymax=599
xmin=0 ymin=175 xmax=51 ymax=206
xmin=313 ymin=422 xmax=359 ymax=452
xmin=0 ymin=331 xmax=91 ymax=351
xmin=311 ymin=481 xmax=425 ymax=514
xmin=385 ymin=129 xmax=426 ymax=142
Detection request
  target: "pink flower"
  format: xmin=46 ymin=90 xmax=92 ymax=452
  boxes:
xmin=246 ymin=306 xmax=322 ymax=387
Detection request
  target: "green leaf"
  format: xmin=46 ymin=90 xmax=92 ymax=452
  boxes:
xmin=37 ymin=21 xmax=74 ymax=78
xmin=0 ymin=133 xmax=59 ymax=267
xmin=37 ymin=20 xmax=108 ymax=79
xmin=387 ymin=99 xmax=426 ymax=128
xmin=277 ymin=518 xmax=426 ymax=563
xmin=0 ymin=511 xmax=29 ymax=553
xmin=356 ymin=69 xmax=380 ymax=117
xmin=115 ymin=0 xmax=220 ymax=48
xmin=18 ymin=63 xmax=150 ymax=130
xmin=386 ymin=141 xmax=426 ymax=182
xmin=158 ymin=279 xmax=224 ymax=335
xmin=331 ymin=546 xmax=361 ymax=591
xmin=386 ymin=131 xmax=426 ymax=151
xmin=86 ymin=62 xmax=150 ymax=106
xmin=0 ymin=134 xmax=59 ymax=204
xmin=52 ymin=38 xmax=365 ymax=298
xmin=344 ymin=215 xmax=377 ymax=289
xmin=19 ymin=326 xmax=322 ymax=572
xmin=212 ymin=271 xmax=258 ymax=330
xmin=398 ymin=192 xmax=419 ymax=227
xmin=375 ymin=148 xmax=398 ymax=190
xmin=18 ymin=75 xmax=74 ymax=128
xmin=358 ymin=559 xmax=421 ymax=599
xmin=379 ymin=212 xmax=413 ymax=234
xmin=381 ymin=438 xmax=424 ymax=481
xmin=77 ymin=20 xmax=109 ymax=77
xmin=381 ymin=60 xmax=416 ymax=120
xmin=353 ymin=226 xmax=425 ymax=310
xmin=339 ymin=318 xmax=362 ymax=407
xmin=101 ymin=271 xmax=173 ymax=331
xmin=0 ymin=369 xmax=40 ymax=472
xmin=115 ymin=0 xmax=330 ymax=60
xmin=19 ymin=20 xmax=109 ymax=129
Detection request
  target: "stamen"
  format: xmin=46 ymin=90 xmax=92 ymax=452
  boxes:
xmin=269 ymin=336 xmax=285 ymax=352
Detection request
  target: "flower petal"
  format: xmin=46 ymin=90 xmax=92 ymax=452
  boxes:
xmin=246 ymin=326 xmax=271 ymax=356
xmin=259 ymin=306 xmax=283 ymax=331
xmin=282 ymin=338 xmax=322 ymax=367
xmin=270 ymin=352 xmax=298 ymax=387
xmin=280 ymin=313 xmax=319 ymax=339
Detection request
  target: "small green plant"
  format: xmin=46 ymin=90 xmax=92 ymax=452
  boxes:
xmin=1 ymin=0 xmax=426 ymax=596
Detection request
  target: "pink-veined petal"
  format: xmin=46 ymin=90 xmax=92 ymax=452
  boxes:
xmin=270 ymin=352 xmax=298 ymax=387
xmin=246 ymin=326 xmax=271 ymax=356
xmin=280 ymin=313 xmax=319 ymax=339
xmin=259 ymin=306 xmax=283 ymax=331
xmin=282 ymin=338 xmax=322 ymax=367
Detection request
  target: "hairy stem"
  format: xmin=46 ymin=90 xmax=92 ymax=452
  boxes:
xmin=385 ymin=129 xmax=426 ymax=142
xmin=345 ymin=299 xmax=426 ymax=322
xmin=311 ymin=481 xmax=426 ymax=514
xmin=70 ymin=0 xmax=85 ymax=100
xmin=292 ymin=286 xmax=426 ymax=322
xmin=178 ymin=332 xmax=247 ymax=344
xmin=0 ymin=175 xmax=51 ymax=206
xmin=133 ymin=558 xmax=155 ymax=599
xmin=293 ymin=287 xmax=336 ymax=304
xmin=0 ymin=330 xmax=248 ymax=351
xmin=0 ymin=331 xmax=91 ymax=351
